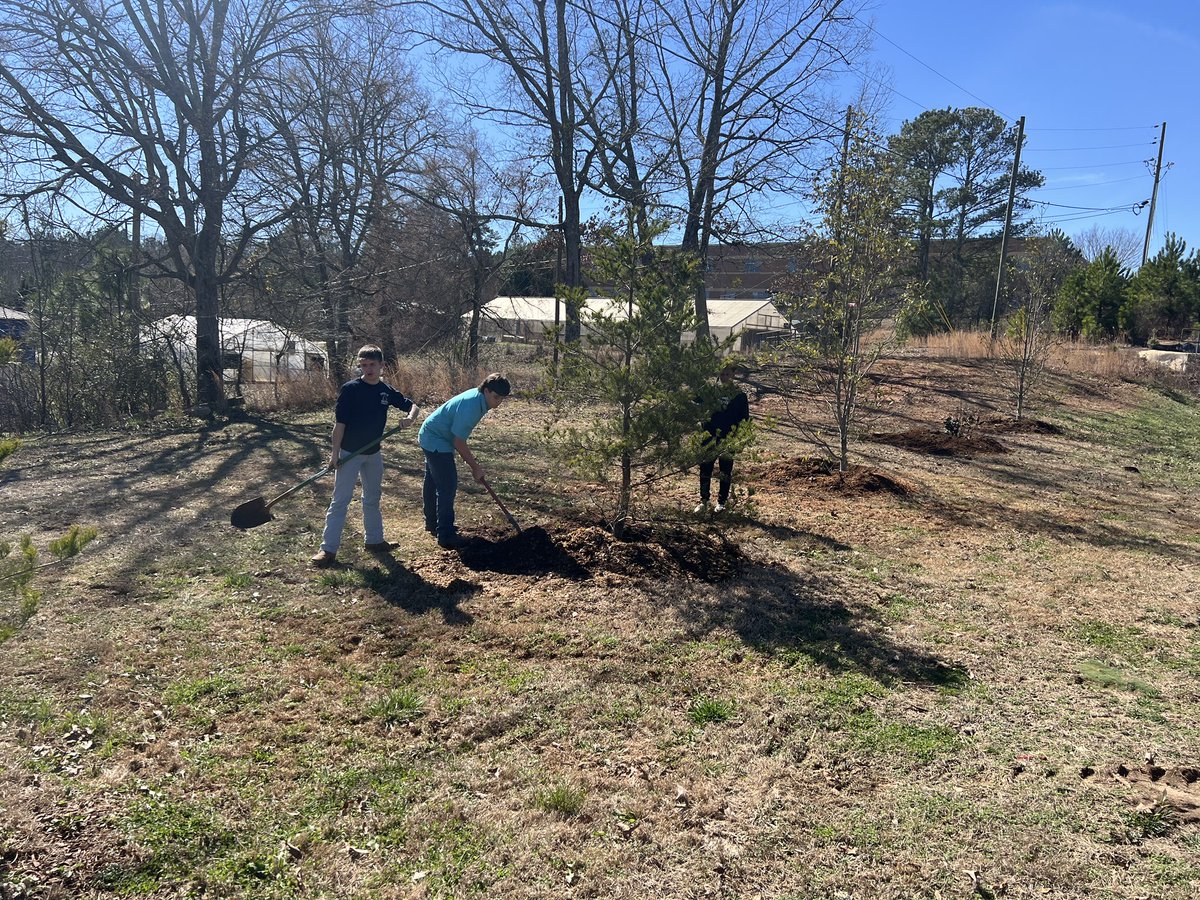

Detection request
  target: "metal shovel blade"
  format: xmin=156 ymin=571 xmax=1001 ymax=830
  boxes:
xmin=231 ymin=497 xmax=274 ymax=529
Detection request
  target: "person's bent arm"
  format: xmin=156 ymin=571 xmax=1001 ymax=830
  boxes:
xmin=453 ymin=436 xmax=484 ymax=482
xmin=328 ymin=422 xmax=346 ymax=471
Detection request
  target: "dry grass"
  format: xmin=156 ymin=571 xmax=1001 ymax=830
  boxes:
xmin=910 ymin=328 xmax=994 ymax=359
xmin=240 ymin=372 xmax=337 ymax=414
xmin=3 ymin=350 xmax=1200 ymax=898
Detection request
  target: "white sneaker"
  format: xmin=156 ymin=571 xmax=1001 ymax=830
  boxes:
xmin=693 ymin=501 xmax=709 ymax=514
xmin=713 ymin=503 xmax=726 ymax=513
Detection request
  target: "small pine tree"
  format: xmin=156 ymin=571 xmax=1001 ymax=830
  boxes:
xmin=547 ymin=217 xmax=739 ymax=537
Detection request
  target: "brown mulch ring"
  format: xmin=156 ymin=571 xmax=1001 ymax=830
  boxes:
xmin=870 ymin=427 xmax=1009 ymax=457
xmin=760 ymin=456 xmax=913 ymax=497
xmin=977 ymin=415 xmax=1064 ymax=435
xmin=453 ymin=522 xmax=741 ymax=583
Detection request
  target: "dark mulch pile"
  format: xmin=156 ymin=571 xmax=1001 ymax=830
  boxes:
xmin=454 ymin=523 xmax=741 ymax=583
xmin=455 ymin=526 xmax=589 ymax=579
xmin=977 ymin=416 xmax=1064 ymax=435
xmin=870 ymin=428 xmax=1009 ymax=457
xmin=761 ymin=456 xmax=913 ymax=497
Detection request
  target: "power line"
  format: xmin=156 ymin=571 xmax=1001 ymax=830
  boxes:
xmin=1036 ymin=159 xmax=1149 ymax=171
xmin=1038 ymin=174 xmax=1150 ymax=192
xmin=1022 ymin=141 xmax=1154 ymax=152
xmin=1027 ymin=124 xmax=1160 ymax=132
xmin=853 ymin=16 xmax=1014 ymax=120
xmin=1026 ymin=198 xmax=1148 ymax=212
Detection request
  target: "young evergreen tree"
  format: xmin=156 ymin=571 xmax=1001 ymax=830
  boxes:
xmin=1120 ymin=234 xmax=1200 ymax=345
xmin=547 ymin=216 xmax=738 ymax=537
xmin=1052 ymin=248 xmax=1128 ymax=340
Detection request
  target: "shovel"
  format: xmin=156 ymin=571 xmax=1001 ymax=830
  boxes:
xmin=480 ymin=477 xmax=521 ymax=534
xmin=231 ymin=422 xmax=410 ymax=529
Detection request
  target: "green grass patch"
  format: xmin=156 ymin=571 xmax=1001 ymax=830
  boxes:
xmin=535 ymin=780 xmax=587 ymax=818
xmin=851 ymin=717 xmax=963 ymax=762
xmin=1074 ymin=393 xmax=1200 ymax=490
xmin=163 ymin=673 xmax=246 ymax=707
xmin=367 ymin=688 xmax=426 ymax=726
xmin=1077 ymin=659 xmax=1160 ymax=696
xmin=1074 ymin=621 xmax=1147 ymax=656
xmin=688 ymin=696 xmax=734 ymax=726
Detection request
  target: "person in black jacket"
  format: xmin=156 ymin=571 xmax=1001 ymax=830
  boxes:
xmin=311 ymin=346 xmax=418 ymax=567
xmin=696 ymin=365 xmax=750 ymax=514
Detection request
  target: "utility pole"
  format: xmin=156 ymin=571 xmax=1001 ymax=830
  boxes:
xmin=990 ymin=115 xmax=1025 ymax=342
xmin=1141 ymin=121 xmax=1167 ymax=267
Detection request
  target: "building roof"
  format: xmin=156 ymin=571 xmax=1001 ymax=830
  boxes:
xmin=481 ymin=296 xmax=626 ymax=323
xmin=482 ymin=296 xmax=786 ymax=330
xmin=0 ymin=305 xmax=30 ymax=321
xmin=705 ymin=299 xmax=785 ymax=329
xmin=149 ymin=315 xmax=325 ymax=357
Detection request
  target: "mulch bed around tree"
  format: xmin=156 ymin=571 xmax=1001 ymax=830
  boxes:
xmin=760 ymin=456 xmax=913 ymax=497
xmin=454 ymin=522 xmax=741 ymax=583
xmin=870 ymin=428 xmax=1009 ymax=457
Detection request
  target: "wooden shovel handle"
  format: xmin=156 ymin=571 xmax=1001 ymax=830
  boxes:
xmin=480 ymin=477 xmax=521 ymax=532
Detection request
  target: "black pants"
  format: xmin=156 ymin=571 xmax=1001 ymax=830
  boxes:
xmin=699 ymin=455 xmax=734 ymax=504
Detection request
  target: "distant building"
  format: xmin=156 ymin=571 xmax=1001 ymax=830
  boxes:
xmin=147 ymin=315 xmax=326 ymax=383
xmin=0 ymin=305 xmax=29 ymax=342
xmin=685 ymin=299 xmax=790 ymax=351
xmin=477 ymin=296 xmax=789 ymax=351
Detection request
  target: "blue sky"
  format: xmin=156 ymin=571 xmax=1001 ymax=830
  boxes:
xmin=856 ymin=0 xmax=1195 ymax=261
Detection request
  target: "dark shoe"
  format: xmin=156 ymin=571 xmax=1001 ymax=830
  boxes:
xmin=310 ymin=550 xmax=337 ymax=568
xmin=365 ymin=541 xmax=399 ymax=552
xmin=438 ymin=535 xmax=468 ymax=550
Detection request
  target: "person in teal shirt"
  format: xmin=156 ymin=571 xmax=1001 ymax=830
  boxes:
xmin=417 ymin=373 xmax=510 ymax=548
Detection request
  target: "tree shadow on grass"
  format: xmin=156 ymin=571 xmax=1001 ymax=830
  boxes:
xmin=356 ymin=554 xmax=478 ymax=625
xmin=678 ymin=560 xmax=967 ymax=690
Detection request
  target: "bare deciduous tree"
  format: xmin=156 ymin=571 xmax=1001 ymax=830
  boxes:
xmin=649 ymin=0 xmax=867 ymax=335
xmin=414 ymin=0 xmax=605 ymax=342
xmin=257 ymin=12 xmax=440 ymax=380
xmin=1075 ymin=223 xmax=1142 ymax=271
xmin=410 ymin=129 xmax=542 ymax=366
xmin=0 ymin=0 xmax=314 ymax=407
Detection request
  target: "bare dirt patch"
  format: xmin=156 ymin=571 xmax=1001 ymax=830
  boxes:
xmin=977 ymin=415 xmax=1064 ymax=435
xmin=870 ymin=426 xmax=1009 ymax=457
xmin=760 ymin=455 xmax=914 ymax=497
xmin=1116 ymin=764 xmax=1200 ymax=824
xmin=451 ymin=522 xmax=742 ymax=583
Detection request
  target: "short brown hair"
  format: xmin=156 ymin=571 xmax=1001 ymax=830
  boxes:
xmin=356 ymin=345 xmax=383 ymax=362
xmin=479 ymin=373 xmax=511 ymax=396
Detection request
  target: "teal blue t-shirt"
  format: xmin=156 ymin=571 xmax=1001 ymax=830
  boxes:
xmin=418 ymin=387 xmax=490 ymax=453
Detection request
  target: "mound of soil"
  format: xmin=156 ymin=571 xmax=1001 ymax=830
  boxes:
xmin=761 ymin=456 xmax=913 ymax=497
xmin=455 ymin=526 xmax=589 ymax=579
xmin=977 ymin=415 xmax=1064 ymax=435
xmin=455 ymin=523 xmax=741 ymax=583
xmin=871 ymin=427 xmax=1008 ymax=457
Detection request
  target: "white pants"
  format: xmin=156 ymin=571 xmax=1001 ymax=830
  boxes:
xmin=319 ymin=450 xmax=385 ymax=553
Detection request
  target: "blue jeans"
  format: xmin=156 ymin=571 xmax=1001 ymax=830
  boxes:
xmin=320 ymin=449 xmax=385 ymax=553
xmin=422 ymin=450 xmax=457 ymax=541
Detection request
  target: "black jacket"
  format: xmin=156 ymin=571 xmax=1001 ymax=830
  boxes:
xmin=703 ymin=389 xmax=750 ymax=439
